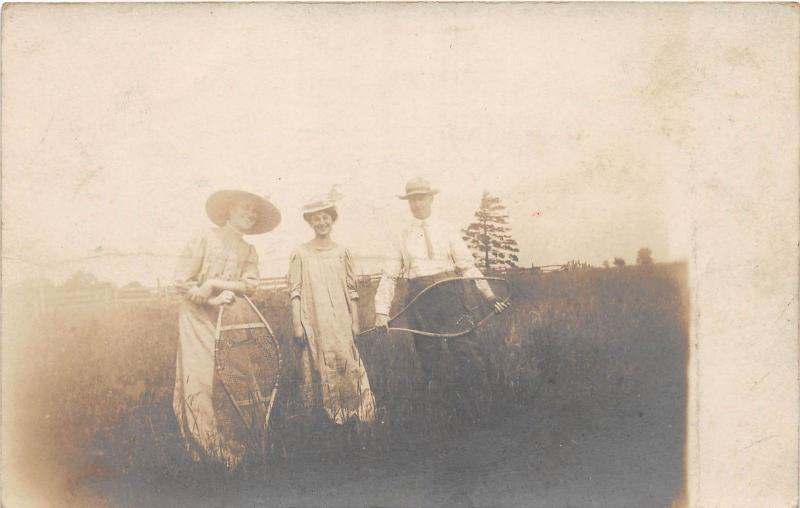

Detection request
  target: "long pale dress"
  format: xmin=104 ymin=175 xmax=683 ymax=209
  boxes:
xmin=288 ymin=242 xmax=376 ymax=424
xmin=172 ymin=228 xmax=260 ymax=467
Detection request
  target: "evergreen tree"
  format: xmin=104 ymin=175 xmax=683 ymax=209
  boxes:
xmin=462 ymin=191 xmax=520 ymax=272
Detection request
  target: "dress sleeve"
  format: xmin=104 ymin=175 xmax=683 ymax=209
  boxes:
xmin=240 ymin=244 xmax=260 ymax=295
xmin=344 ymin=248 xmax=359 ymax=301
xmin=288 ymin=249 xmax=302 ymax=300
xmin=173 ymin=230 xmax=206 ymax=291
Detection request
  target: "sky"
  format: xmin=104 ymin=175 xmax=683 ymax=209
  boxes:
xmin=3 ymin=3 xmax=694 ymax=286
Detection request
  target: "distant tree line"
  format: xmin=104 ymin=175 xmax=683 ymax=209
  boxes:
xmin=14 ymin=270 xmax=122 ymax=293
xmin=559 ymin=248 xmax=656 ymax=272
xmin=16 ymin=243 xmax=657 ymax=296
xmin=602 ymin=248 xmax=655 ymax=269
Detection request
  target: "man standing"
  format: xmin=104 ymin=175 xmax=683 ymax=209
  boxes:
xmin=374 ymin=177 xmax=509 ymax=420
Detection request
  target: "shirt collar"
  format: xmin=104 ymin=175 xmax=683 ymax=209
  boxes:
xmin=412 ymin=216 xmax=435 ymax=227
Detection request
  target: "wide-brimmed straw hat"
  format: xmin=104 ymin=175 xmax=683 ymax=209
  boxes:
xmin=397 ymin=177 xmax=439 ymax=200
xmin=206 ymin=190 xmax=281 ymax=235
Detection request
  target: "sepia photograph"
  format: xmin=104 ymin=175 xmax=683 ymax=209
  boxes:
xmin=2 ymin=3 xmax=797 ymax=507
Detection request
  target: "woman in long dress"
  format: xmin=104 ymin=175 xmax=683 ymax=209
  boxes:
xmin=288 ymin=196 xmax=376 ymax=424
xmin=172 ymin=189 xmax=280 ymax=468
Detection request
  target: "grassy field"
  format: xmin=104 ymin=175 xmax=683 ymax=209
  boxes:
xmin=5 ymin=263 xmax=688 ymax=507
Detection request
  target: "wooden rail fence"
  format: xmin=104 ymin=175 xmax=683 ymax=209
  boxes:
xmin=21 ymin=267 xmax=563 ymax=313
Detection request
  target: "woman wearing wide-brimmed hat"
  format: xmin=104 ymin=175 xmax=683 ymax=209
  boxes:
xmin=288 ymin=188 xmax=376 ymax=425
xmin=172 ymin=189 xmax=280 ymax=468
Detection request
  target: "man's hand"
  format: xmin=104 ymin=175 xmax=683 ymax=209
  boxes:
xmin=374 ymin=313 xmax=390 ymax=332
xmin=293 ymin=322 xmax=307 ymax=348
xmin=490 ymin=297 xmax=511 ymax=314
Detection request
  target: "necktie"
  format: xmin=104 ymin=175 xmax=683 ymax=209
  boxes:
xmin=421 ymin=221 xmax=434 ymax=259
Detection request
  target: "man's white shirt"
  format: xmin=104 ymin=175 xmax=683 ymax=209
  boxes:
xmin=374 ymin=217 xmax=495 ymax=316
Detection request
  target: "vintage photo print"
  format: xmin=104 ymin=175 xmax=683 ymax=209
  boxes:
xmin=2 ymin=3 xmax=797 ymax=507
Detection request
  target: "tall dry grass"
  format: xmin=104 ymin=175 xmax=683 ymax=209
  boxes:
xmin=6 ymin=263 xmax=688 ymax=502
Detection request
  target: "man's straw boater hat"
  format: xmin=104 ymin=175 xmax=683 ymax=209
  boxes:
xmin=206 ymin=190 xmax=281 ymax=235
xmin=397 ymin=177 xmax=439 ymax=200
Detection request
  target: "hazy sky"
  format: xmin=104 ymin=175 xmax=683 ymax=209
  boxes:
xmin=3 ymin=3 xmax=698 ymax=285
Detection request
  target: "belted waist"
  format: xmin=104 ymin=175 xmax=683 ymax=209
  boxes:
xmin=407 ymin=271 xmax=461 ymax=294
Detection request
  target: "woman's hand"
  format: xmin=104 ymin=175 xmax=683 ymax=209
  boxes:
xmin=187 ymin=286 xmax=204 ymax=303
xmin=293 ymin=322 xmax=307 ymax=348
xmin=194 ymin=281 xmax=215 ymax=301
xmin=351 ymin=320 xmax=360 ymax=337
xmin=208 ymin=290 xmax=236 ymax=307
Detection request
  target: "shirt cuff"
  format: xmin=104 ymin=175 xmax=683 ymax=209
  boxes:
xmin=481 ymin=289 xmax=497 ymax=301
xmin=374 ymin=300 xmax=390 ymax=316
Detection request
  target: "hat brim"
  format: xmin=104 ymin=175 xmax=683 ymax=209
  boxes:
xmin=302 ymin=203 xmax=338 ymax=216
xmin=397 ymin=189 xmax=439 ymax=200
xmin=206 ymin=190 xmax=281 ymax=235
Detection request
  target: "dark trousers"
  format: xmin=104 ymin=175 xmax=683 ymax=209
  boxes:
xmin=406 ymin=272 xmax=488 ymax=394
